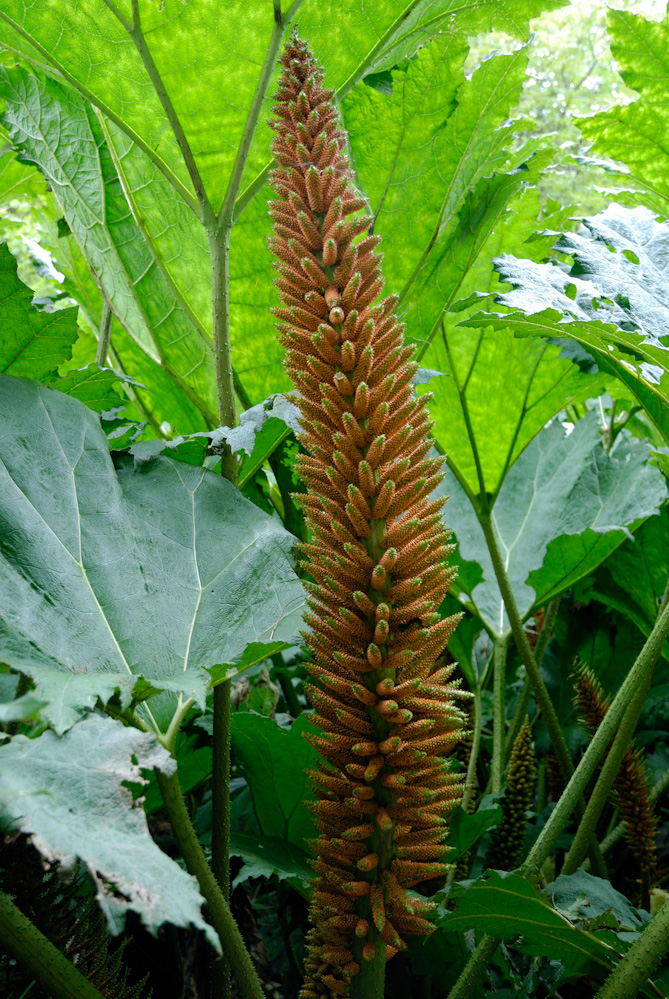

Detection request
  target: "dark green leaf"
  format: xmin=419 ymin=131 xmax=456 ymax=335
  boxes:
xmin=230 ymin=829 xmax=311 ymax=893
xmin=545 ymin=871 xmax=649 ymax=931
xmin=447 ymin=794 xmax=503 ymax=862
xmin=439 ymin=871 xmax=656 ymax=989
xmin=230 ymin=712 xmax=317 ymax=848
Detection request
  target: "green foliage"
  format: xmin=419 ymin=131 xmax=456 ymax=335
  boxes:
xmin=0 ymin=2 xmax=667 ymax=997
xmin=439 ymin=409 xmax=667 ymax=636
xmin=440 ymin=870 xmax=660 ymax=993
xmin=477 ymin=205 xmax=669 ymax=441
xmin=0 ymin=376 xmax=304 ymax=733
xmin=581 ymin=6 xmax=669 ymax=218
xmin=0 ymin=714 xmax=218 ymax=946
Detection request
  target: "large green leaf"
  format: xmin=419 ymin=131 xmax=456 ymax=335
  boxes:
xmin=0 ymin=1 xmax=566 ymax=210
xmin=474 ymin=205 xmax=669 ymax=440
xmin=0 ymin=240 xmax=78 ymax=380
xmin=0 ymin=126 xmax=45 ymax=204
xmin=440 ymin=410 xmax=667 ymax=636
xmin=580 ymin=8 xmax=669 ymax=218
xmin=0 ymin=66 xmax=217 ymax=430
xmin=577 ymin=505 xmax=669 ymax=657
xmin=345 ymin=40 xmax=532 ymax=341
xmin=230 ymin=712 xmax=317 ymax=849
xmin=0 ymin=376 xmax=304 ymax=734
xmin=439 ymin=871 xmax=658 ymax=992
xmin=0 ymin=2 xmax=564 ymax=406
xmin=425 ymin=327 xmax=601 ymax=499
xmin=0 ymin=713 xmax=219 ymax=947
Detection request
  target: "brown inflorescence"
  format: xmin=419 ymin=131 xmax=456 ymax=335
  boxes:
xmin=486 ymin=716 xmax=536 ymax=870
xmin=572 ymin=661 xmax=657 ymax=876
xmin=267 ymin=31 xmax=468 ymax=998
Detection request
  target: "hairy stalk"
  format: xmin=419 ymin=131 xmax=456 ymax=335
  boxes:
xmin=0 ymin=888 xmax=105 ymax=999
xmin=447 ymin=933 xmax=500 ymax=999
xmin=479 ymin=513 xmax=569 ymax=782
xmin=156 ymin=770 xmax=264 ymax=999
xmin=526 ymin=594 xmax=669 ymax=874
xmin=461 ymin=682 xmax=482 ymax=815
xmin=491 ymin=636 xmax=508 ymax=794
xmin=504 ymin=597 xmax=560 ymax=762
xmin=594 ymin=895 xmax=669 ymax=999
xmin=211 ymin=680 xmax=232 ymax=998
xmin=563 ymin=668 xmax=657 ymax=875
xmin=477 ymin=510 xmax=606 ymax=876
xmin=268 ymin=34 xmax=468 ymax=998
xmin=95 ymin=300 xmax=113 ymax=366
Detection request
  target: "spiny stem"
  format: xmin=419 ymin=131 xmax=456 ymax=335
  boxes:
xmin=594 ymin=893 xmax=669 ymax=999
xmin=95 ymin=299 xmax=113 ymax=366
xmin=447 ymin=933 xmax=500 ymax=999
xmin=212 ymin=681 xmax=232 ymax=999
xmin=562 ymin=584 xmax=669 ymax=875
xmin=462 ymin=682 xmax=482 ymax=814
xmin=0 ymin=889 xmax=105 ymax=999
xmin=525 ymin=594 xmax=669 ymax=874
xmin=491 ymin=636 xmax=508 ymax=794
xmin=477 ymin=509 xmax=607 ymax=877
xmin=157 ymin=769 xmax=264 ymax=999
xmin=504 ymin=597 xmax=560 ymax=763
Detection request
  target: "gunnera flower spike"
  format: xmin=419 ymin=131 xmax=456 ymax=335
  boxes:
xmin=267 ymin=31 xmax=467 ymax=997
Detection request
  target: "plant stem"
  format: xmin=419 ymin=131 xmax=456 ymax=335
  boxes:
xmin=447 ymin=933 xmax=500 ymax=999
xmin=462 ymin=682 xmax=482 ymax=814
xmin=593 ymin=896 xmax=669 ymax=999
xmin=479 ymin=513 xmax=569 ymax=782
xmin=491 ymin=636 xmax=508 ymax=794
xmin=273 ymin=655 xmax=302 ymax=717
xmin=505 ymin=598 xmax=560 ymax=761
xmin=0 ymin=889 xmax=104 ymax=999
xmin=525 ymin=595 xmax=669 ymax=875
xmin=350 ymin=940 xmax=386 ymax=999
xmin=211 ymin=680 xmax=232 ymax=998
xmin=157 ymin=769 xmax=264 ymax=999
xmin=562 ymin=598 xmax=669 ymax=875
xmin=95 ymin=299 xmax=113 ymax=366
xmin=477 ymin=510 xmax=606 ymax=876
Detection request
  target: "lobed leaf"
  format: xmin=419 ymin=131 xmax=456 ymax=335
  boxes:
xmin=0 ymin=713 xmax=219 ymax=947
xmin=0 ymin=376 xmax=305 ymax=734
xmin=439 ymin=410 xmax=667 ymax=636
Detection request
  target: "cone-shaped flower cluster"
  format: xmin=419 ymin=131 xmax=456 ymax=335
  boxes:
xmin=486 ymin=717 xmax=536 ymax=870
xmin=572 ymin=662 xmax=657 ymax=876
xmin=267 ymin=32 xmax=467 ymax=997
